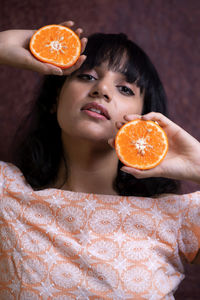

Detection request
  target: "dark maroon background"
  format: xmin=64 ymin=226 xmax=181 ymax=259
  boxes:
xmin=0 ymin=0 xmax=200 ymax=298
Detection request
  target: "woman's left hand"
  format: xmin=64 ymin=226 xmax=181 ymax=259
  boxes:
xmin=0 ymin=20 xmax=87 ymax=75
xmin=109 ymin=112 xmax=200 ymax=184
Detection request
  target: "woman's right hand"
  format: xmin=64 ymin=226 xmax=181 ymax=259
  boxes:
xmin=0 ymin=21 xmax=87 ymax=76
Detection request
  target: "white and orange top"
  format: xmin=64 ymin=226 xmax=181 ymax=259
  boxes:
xmin=0 ymin=161 xmax=200 ymax=300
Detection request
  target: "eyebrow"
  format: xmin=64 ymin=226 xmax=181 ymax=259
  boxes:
xmin=79 ymin=65 xmax=138 ymax=86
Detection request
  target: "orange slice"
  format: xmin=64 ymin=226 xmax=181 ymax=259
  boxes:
xmin=115 ymin=119 xmax=168 ymax=169
xmin=29 ymin=24 xmax=81 ymax=69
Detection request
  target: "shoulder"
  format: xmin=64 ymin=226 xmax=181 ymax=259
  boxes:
xmin=0 ymin=161 xmax=12 ymax=182
xmin=153 ymin=191 xmax=200 ymax=201
xmin=0 ymin=160 xmax=9 ymax=171
xmin=0 ymin=160 xmax=22 ymax=177
xmin=0 ymin=161 xmax=27 ymax=189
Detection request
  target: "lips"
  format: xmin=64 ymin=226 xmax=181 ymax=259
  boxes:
xmin=81 ymin=102 xmax=111 ymax=120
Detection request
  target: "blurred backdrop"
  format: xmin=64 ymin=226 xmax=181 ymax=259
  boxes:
xmin=0 ymin=0 xmax=199 ymax=298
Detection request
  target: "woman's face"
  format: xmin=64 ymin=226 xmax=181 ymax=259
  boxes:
xmin=57 ymin=61 xmax=144 ymax=143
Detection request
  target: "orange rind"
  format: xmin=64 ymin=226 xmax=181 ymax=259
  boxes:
xmin=30 ymin=24 xmax=81 ymax=69
xmin=115 ymin=119 xmax=168 ymax=169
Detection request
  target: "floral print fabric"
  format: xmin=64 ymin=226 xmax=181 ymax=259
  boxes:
xmin=0 ymin=161 xmax=200 ymax=299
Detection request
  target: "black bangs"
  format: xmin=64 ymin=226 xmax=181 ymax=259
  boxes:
xmin=79 ymin=33 xmax=146 ymax=89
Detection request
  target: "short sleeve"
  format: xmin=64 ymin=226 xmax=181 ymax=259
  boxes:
xmin=0 ymin=161 xmax=7 ymax=197
xmin=178 ymin=191 xmax=200 ymax=262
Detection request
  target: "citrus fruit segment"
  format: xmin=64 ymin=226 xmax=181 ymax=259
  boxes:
xmin=29 ymin=25 xmax=81 ymax=69
xmin=115 ymin=119 xmax=168 ymax=170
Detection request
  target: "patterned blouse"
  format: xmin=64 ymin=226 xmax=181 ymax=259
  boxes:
xmin=0 ymin=161 xmax=200 ymax=300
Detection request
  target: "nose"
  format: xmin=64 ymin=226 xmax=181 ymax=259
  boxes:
xmin=89 ymin=80 xmax=111 ymax=102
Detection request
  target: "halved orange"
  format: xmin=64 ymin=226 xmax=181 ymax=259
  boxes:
xmin=29 ymin=24 xmax=81 ymax=69
xmin=115 ymin=119 xmax=168 ymax=169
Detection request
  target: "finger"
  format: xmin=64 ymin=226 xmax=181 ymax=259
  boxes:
xmin=24 ymin=50 xmax=63 ymax=75
xmin=141 ymin=112 xmax=172 ymax=127
xmin=59 ymin=20 xmax=75 ymax=27
xmin=108 ymin=138 xmax=115 ymax=149
xmin=80 ymin=37 xmax=88 ymax=53
xmin=120 ymin=166 xmax=161 ymax=179
xmin=43 ymin=63 xmax=63 ymax=75
xmin=33 ymin=62 xmax=63 ymax=75
xmin=62 ymin=55 xmax=87 ymax=75
xmin=123 ymin=114 xmax=142 ymax=122
xmin=115 ymin=121 xmax=125 ymax=129
xmin=75 ymin=28 xmax=83 ymax=37
xmin=29 ymin=63 xmax=63 ymax=75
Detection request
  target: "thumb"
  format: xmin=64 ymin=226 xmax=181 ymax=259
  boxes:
xmin=108 ymin=138 xmax=115 ymax=149
xmin=26 ymin=58 xmax=63 ymax=75
xmin=120 ymin=166 xmax=162 ymax=179
xmin=24 ymin=49 xmax=63 ymax=75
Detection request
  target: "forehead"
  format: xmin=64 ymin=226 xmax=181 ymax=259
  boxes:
xmin=91 ymin=61 xmax=126 ymax=75
xmin=84 ymin=51 xmax=128 ymax=71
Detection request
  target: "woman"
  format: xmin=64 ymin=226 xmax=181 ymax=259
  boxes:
xmin=0 ymin=21 xmax=200 ymax=299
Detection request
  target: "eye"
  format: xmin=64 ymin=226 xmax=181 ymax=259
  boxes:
xmin=77 ymin=74 xmax=96 ymax=81
xmin=117 ymin=85 xmax=135 ymax=96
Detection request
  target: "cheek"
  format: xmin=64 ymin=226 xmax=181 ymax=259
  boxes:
xmin=115 ymin=99 xmax=144 ymax=122
xmin=56 ymin=95 xmax=74 ymax=133
xmin=58 ymin=85 xmax=79 ymax=109
xmin=56 ymin=83 xmax=84 ymax=123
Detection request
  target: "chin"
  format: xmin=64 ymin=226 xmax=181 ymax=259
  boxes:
xmin=75 ymin=122 xmax=115 ymax=140
xmin=78 ymin=131 xmax=112 ymax=143
xmin=60 ymin=119 xmax=116 ymax=143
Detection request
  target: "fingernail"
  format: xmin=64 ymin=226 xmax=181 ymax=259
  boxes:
xmin=53 ymin=69 xmax=63 ymax=76
xmin=124 ymin=114 xmax=141 ymax=121
xmin=116 ymin=121 xmax=124 ymax=128
xmin=141 ymin=115 xmax=148 ymax=120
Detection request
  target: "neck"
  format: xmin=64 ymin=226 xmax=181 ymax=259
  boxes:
xmin=54 ymin=135 xmax=119 ymax=195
